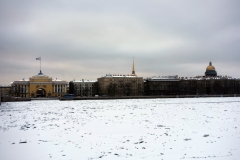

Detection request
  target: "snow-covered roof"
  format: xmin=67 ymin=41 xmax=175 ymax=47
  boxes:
xmin=52 ymin=79 xmax=64 ymax=82
xmin=72 ymin=79 xmax=97 ymax=83
xmin=179 ymin=75 xmax=240 ymax=80
xmin=0 ymin=85 xmax=11 ymax=87
xmin=18 ymin=78 xmax=29 ymax=82
xmin=11 ymin=78 xmax=30 ymax=84
xmin=102 ymin=74 xmax=140 ymax=78
xmin=52 ymin=79 xmax=67 ymax=84
xmin=147 ymin=75 xmax=179 ymax=81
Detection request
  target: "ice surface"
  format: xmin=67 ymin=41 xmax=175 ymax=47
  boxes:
xmin=0 ymin=98 xmax=240 ymax=160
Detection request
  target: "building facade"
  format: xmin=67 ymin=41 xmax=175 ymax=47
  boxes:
xmin=144 ymin=76 xmax=240 ymax=96
xmin=144 ymin=75 xmax=180 ymax=95
xmin=69 ymin=80 xmax=98 ymax=97
xmin=98 ymin=74 xmax=144 ymax=96
xmin=98 ymin=58 xmax=143 ymax=96
xmin=97 ymin=58 xmax=143 ymax=96
xmin=11 ymin=71 xmax=68 ymax=97
xmin=179 ymin=76 xmax=240 ymax=95
xmin=0 ymin=86 xmax=11 ymax=97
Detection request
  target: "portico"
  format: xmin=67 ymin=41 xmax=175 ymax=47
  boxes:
xmin=11 ymin=71 xmax=67 ymax=97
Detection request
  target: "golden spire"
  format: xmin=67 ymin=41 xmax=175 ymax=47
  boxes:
xmin=131 ymin=57 xmax=136 ymax=76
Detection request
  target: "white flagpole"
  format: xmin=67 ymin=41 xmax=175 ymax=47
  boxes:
xmin=40 ymin=57 xmax=41 ymax=72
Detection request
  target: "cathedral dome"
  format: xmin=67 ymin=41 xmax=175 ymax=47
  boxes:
xmin=205 ymin=61 xmax=217 ymax=77
xmin=206 ymin=65 xmax=215 ymax=70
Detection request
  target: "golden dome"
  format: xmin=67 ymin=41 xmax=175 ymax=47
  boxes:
xmin=206 ymin=65 xmax=215 ymax=70
xmin=205 ymin=61 xmax=217 ymax=77
xmin=206 ymin=61 xmax=215 ymax=71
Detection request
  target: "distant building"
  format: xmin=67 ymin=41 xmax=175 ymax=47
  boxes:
xmin=144 ymin=74 xmax=240 ymax=96
xmin=144 ymin=61 xmax=240 ymax=95
xmin=179 ymin=76 xmax=240 ymax=95
xmin=11 ymin=70 xmax=68 ymax=97
xmin=98 ymin=74 xmax=144 ymax=96
xmin=144 ymin=75 xmax=180 ymax=95
xmin=205 ymin=61 xmax=217 ymax=77
xmin=69 ymin=79 xmax=98 ymax=97
xmin=97 ymin=58 xmax=144 ymax=96
xmin=0 ymin=86 xmax=11 ymax=97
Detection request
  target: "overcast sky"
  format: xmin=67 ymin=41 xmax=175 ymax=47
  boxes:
xmin=1 ymin=0 xmax=240 ymax=85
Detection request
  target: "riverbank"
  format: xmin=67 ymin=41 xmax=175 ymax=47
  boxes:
xmin=0 ymin=97 xmax=60 ymax=102
xmin=1 ymin=96 xmax=31 ymax=102
xmin=60 ymin=94 xmax=240 ymax=100
xmin=1 ymin=94 xmax=239 ymax=103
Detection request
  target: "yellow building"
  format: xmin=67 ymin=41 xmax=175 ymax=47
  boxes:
xmin=97 ymin=58 xmax=143 ymax=96
xmin=11 ymin=71 xmax=67 ymax=97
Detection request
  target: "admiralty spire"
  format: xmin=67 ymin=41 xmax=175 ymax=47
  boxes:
xmin=131 ymin=57 xmax=137 ymax=76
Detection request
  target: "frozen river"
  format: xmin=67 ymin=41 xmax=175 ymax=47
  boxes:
xmin=0 ymin=98 xmax=240 ymax=160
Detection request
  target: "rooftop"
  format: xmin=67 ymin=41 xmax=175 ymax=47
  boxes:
xmin=102 ymin=74 xmax=139 ymax=78
xmin=180 ymin=75 xmax=240 ymax=80
xmin=146 ymin=75 xmax=179 ymax=81
xmin=72 ymin=79 xmax=97 ymax=83
xmin=145 ymin=75 xmax=240 ymax=81
xmin=37 ymin=70 xmax=44 ymax=76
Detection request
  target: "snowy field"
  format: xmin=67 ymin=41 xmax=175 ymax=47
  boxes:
xmin=0 ymin=98 xmax=240 ymax=160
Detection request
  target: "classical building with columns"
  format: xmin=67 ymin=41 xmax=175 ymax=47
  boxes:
xmin=11 ymin=70 xmax=67 ymax=97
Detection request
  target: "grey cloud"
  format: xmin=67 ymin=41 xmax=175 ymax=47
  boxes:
xmin=1 ymin=0 xmax=240 ymax=84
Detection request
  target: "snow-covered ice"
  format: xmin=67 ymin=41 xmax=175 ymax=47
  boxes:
xmin=0 ymin=97 xmax=240 ymax=160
